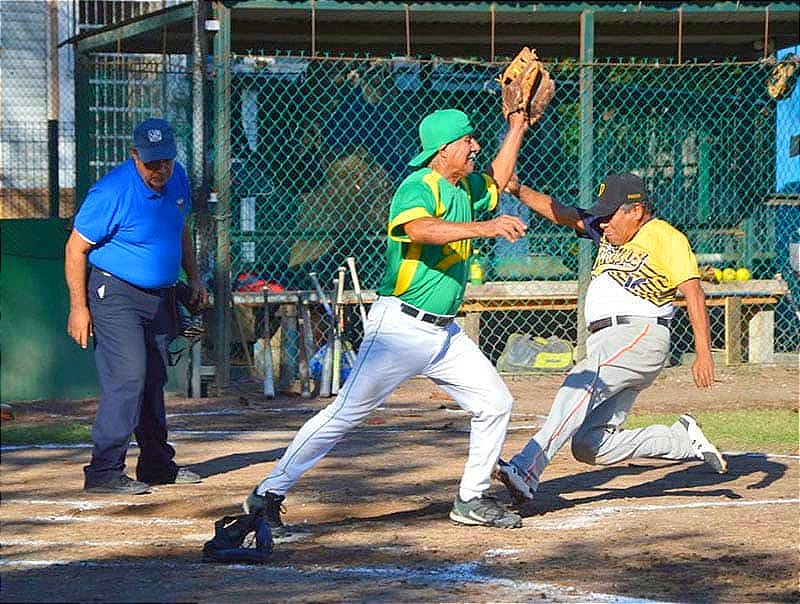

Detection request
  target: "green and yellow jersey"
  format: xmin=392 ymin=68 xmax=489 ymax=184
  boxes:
xmin=377 ymin=168 xmax=498 ymax=315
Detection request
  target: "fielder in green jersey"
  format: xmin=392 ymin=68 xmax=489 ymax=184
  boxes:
xmin=378 ymin=169 xmax=497 ymax=315
xmin=245 ymin=107 xmax=542 ymax=531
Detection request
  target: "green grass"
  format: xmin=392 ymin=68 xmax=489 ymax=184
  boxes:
xmin=0 ymin=410 xmax=797 ymax=453
xmin=1 ymin=423 xmax=92 ymax=445
xmin=625 ymin=409 xmax=799 ymax=453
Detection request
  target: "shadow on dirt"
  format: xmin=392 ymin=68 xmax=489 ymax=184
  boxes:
xmin=189 ymin=447 xmax=285 ymax=479
xmin=1 ymin=536 xmax=797 ymax=604
xmin=515 ymin=452 xmax=789 ymax=516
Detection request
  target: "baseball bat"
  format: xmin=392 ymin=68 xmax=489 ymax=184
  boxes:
xmin=346 ymin=256 xmax=369 ymax=328
xmin=336 ymin=265 xmax=352 ymax=364
xmin=299 ymin=297 xmax=316 ymax=398
xmin=331 ymin=277 xmax=342 ymax=395
xmin=295 ymin=295 xmax=311 ymax=398
xmin=262 ymin=287 xmax=275 ymax=399
xmin=309 ymin=272 xmax=333 ymax=397
xmin=310 ymin=270 xmax=356 ymax=385
xmin=335 ymin=267 xmax=348 ymax=392
xmin=309 ymin=271 xmax=333 ymax=316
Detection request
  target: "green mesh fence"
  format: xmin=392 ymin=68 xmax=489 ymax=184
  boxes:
xmin=85 ymin=54 xmax=195 ymax=184
xmin=76 ymin=53 xmax=800 ymax=390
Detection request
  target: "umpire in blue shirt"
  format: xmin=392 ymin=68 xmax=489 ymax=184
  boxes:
xmin=65 ymin=118 xmax=208 ymax=494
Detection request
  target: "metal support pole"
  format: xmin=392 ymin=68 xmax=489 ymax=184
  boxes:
xmin=213 ymin=1 xmax=232 ymax=390
xmin=404 ymin=3 xmax=411 ymax=58
xmin=576 ymin=10 xmax=595 ymax=361
xmin=48 ymin=120 xmax=60 ymax=217
xmin=74 ymin=48 xmax=91 ymax=208
xmin=489 ymin=3 xmax=496 ymax=62
xmin=190 ymin=0 xmax=210 ymax=397
xmin=47 ymin=0 xmax=60 ymax=217
xmin=310 ymin=0 xmax=317 ymax=57
xmin=192 ymin=0 xmax=209 ymax=215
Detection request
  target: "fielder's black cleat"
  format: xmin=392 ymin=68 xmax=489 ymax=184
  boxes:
xmin=244 ymin=489 xmax=286 ymax=532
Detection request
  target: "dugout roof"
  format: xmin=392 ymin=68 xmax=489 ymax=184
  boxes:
xmin=65 ymin=1 xmax=800 ymax=61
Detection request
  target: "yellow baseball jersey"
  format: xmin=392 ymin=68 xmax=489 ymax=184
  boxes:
xmin=377 ymin=168 xmax=498 ymax=315
xmin=584 ymin=218 xmax=700 ymax=322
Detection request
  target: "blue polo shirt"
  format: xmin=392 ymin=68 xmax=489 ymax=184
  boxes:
xmin=74 ymin=159 xmax=191 ymax=289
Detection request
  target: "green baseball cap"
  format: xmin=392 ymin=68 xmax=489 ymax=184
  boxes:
xmin=408 ymin=109 xmax=474 ymax=167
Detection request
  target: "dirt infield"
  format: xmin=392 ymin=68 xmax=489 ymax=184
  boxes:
xmin=1 ymin=364 xmax=798 ymax=603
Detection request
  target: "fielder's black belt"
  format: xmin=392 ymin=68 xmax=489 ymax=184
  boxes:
xmin=400 ymin=303 xmax=454 ymax=327
xmin=587 ymin=315 xmax=671 ymax=334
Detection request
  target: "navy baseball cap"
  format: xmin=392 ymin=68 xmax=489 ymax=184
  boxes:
xmin=133 ymin=118 xmax=177 ymax=163
xmin=585 ymin=173 xmax=649 ymax=216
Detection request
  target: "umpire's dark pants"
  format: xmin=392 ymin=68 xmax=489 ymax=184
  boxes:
xmin=84 ymin=268 xmax=178 ymax=487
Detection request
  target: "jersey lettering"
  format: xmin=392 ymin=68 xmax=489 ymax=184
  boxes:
xmin=593 ymin=236 xmax=678 ymax=306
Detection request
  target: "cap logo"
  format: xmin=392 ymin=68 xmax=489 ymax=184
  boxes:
xmin=598 ymin=183 xmax=606 ymax=197
xmin=147 ymin=129 xmax=163 ymax=143
xmin=627 ymin=193 xmax=642 ymax=200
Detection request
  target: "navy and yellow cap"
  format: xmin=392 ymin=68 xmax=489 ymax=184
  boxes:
xmin=585 ymin=173 xmax=649 ymax=216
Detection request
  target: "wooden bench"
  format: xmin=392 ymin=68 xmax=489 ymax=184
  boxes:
xmin=186 ymin=278 xmax=788 ymax=396
xmin=456 ymin=279 xmax=789 ymax=366
xmin=230 ymin=278 xmax=789 ymax=366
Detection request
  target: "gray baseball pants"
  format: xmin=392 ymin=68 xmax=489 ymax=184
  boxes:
xmin=511 ymin=319 xmax=695 ymax=489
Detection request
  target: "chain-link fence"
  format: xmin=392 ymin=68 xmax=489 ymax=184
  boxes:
xmin=3 ymin=1 xmax=791 ymax=399
xmin=1 ymin=0 xmax=58 ymax=218
xmin=223 ymin=56 xmax=769 ymax=272
xmin=215 ymin=55 xmax=798 ymax=379
xmin=1 ymin=0 xmax=191 ymax=219
xmin=46 ymin=51 xmax=800 ymax=391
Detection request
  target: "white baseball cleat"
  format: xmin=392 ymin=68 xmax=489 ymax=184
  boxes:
xmin=679 ymin=414 xmax=728 ymax=474
xmin=493 ymin=458 xmax=537 ymax=504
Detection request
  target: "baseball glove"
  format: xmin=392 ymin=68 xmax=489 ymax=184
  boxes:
xmin=698 ymin=265 xmax=719 ymax=283
xmin=175 ymin=280 xmax=207 ymax=316
xmin=172 ymin=280 xmax=206 ymax=349
xmin=498 ymin=47 xmax=556 ymax=125
xmin=766 ymin=55 xmax=799 ymax=101
xmin=202 ymin=513 xmax=273 ymax=564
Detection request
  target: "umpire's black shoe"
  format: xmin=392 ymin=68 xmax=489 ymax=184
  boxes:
xmin=84 ymin=474 xmax=151 ymax=495
xmin=243 ymin=489 xmax=285 ymax=530
xmin=137 ymin=466 xmax=202 ymax=485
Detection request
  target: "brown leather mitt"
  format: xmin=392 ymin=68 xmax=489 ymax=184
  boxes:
xmin=498 ymin=47 xmax=556 ymax=125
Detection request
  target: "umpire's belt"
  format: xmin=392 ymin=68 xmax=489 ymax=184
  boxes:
xmin=400 ymin=303 xmax=455 ymax=327
xmin=587 ymin=315 xmax=671 ymax=334
xmin=97 ymin=269 xmax=172 ymax=297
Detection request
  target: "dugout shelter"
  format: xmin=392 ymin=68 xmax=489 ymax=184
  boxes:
xmin=3 ymin=0 xmax=797 ymax=400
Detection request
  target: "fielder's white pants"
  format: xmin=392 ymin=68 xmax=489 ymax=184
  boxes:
xmin=511 ymin=320 xmax=695 ymax=489
xmin=257 ymin=295 xmax=514 ymax=501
